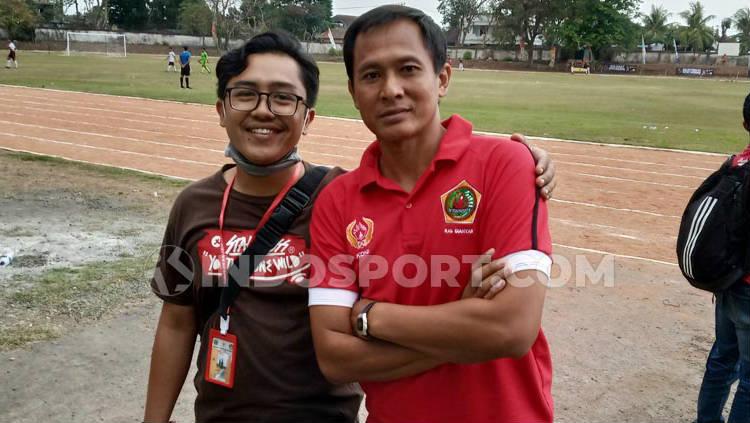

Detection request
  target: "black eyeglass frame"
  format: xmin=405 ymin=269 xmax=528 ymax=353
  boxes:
xmin=224 ymin=87 xmax=310 ymax=116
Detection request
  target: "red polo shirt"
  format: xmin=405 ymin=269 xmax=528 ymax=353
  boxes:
xmin=309 ymin=115 xmax=553 ymax=423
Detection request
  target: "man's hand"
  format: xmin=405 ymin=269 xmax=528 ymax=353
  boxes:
xmin=510 ymin=133 xmax=557 ymax=200
xmin=461 ymin=248 xmax=508 ymax=300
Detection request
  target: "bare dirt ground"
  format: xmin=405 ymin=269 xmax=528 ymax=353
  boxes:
xmin=0 ymin=85 xmax=738 ymax=422
xmin=0 ymin=152 xmax=198 ymax=422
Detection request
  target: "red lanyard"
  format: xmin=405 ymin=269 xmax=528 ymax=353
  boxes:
xmin=218 ymin=163 xmax=303 ymax=299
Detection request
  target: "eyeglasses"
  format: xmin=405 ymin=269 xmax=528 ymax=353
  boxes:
xmin=225 ymin=87 xmax=309 ymax=116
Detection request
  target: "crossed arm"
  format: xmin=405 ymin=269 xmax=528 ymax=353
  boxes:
xmin=309 ymin=270 xmax=547 ymax=385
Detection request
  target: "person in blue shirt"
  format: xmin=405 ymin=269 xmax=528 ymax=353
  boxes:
xmin=180 ymin=46 xmax=192 ymax=89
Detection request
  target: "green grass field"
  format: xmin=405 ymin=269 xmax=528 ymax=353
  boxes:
xmin=2 ymin=51 xmax=748 ymax=153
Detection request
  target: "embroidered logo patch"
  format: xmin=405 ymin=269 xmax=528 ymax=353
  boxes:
xmin=346 ymin=217 xmax=374 ymax=249
xmin=441 ymin=180 xmax=481 ymax=224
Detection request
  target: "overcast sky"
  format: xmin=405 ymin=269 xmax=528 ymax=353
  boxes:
xmin=333 ymin=0 xmax=749 ymax=29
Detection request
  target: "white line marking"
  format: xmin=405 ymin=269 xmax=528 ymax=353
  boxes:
xmin=0 ymin=147 xmax=193 ymax=181
xmin=0 ymin=132 xmax=218 ymax=167
xmin=1 ymin=119 xmax=226 ymax=154
xmin=553 ymin=243 xmax=678 ymax=267
xmin=0 ymin=107 xmax=225 ymax=144
xmin=551 ymin=198 xmax=681 ymax=218
xmin=557 ymin=160 xmax=706 ymax=180
xmin=575 ymin=172 xmax=693 ymax=189
xmin=547 ymin=151 xmax=718 ymax=172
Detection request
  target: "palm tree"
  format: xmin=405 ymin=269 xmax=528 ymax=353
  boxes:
xmin=720 ymin=18 xmax=732 ymax=41
xmin=735 ymin=8 xmax=750 ymax=55
xmin=641 ymin=5 xmax=670 ymax=45
xmin=679 ymin=1 xmax=715 ymax=53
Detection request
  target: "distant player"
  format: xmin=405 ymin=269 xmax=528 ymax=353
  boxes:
xmin=458 ymin=57 xmax=464 ymax=71
xmin=199 ymin=48 xmax=211 ymax=74
xmin=180 ymin=46 xmax=191 ymax=89
xmin=167 ymin=47 xmax=176 ymax=72
xmin=6 ymin=40 xmax=18 ymax=69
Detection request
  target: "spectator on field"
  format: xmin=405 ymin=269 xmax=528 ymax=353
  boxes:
xmin=180 ymin=46 xmax=191 ymax=89
xmin=167 ymin=47 xmax=177 ymax=72
xmin=200 ymin=48 xmax=211 ymax=74
xmin=6 ymin=40 xmax=18 ymax=69
xmin=695 ymin=92 xmax=750 ymax=423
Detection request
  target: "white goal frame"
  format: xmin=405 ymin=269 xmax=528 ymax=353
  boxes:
xmin=65 ymin=32 xmax=127 ymax=57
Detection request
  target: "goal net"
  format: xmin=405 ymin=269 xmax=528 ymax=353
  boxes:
xmin=65 ymin=32 xmax=127 ymax=57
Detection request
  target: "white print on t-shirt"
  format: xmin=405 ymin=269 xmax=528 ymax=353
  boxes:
xmin=199 ymin=229 xmax=309 ymax=284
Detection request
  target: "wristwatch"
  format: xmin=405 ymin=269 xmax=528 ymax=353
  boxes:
xmin=355 ymin=301 xmax=377 ymax=339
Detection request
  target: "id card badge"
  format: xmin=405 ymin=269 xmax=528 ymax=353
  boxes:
xmin=205 ymin=328 xmax=237 ymax=388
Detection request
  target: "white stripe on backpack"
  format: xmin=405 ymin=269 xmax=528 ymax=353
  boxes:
xmin=684 ymin=196 xmax=718 ymax=278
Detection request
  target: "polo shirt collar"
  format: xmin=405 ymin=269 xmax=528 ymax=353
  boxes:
xmin=357 ymin=114 xmax=473 ymax=190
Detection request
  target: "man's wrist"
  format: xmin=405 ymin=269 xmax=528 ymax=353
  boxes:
xmin=356 ymin=301 xmax=377 ymax=339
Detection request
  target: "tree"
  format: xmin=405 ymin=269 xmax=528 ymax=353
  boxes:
xmin=557 ymin=0 xmax=640 ymax=60
xmin=720 ymin=17 xmax=732 ymax=42
xmin=271 ymin=0 xmax=333 ymax=41
xmin=178 ymin=0 xmax=212 ymax=35
xmin=490 ymin=0 xmax=566 ymax=66
xmin=678 ymin=1 xmax=715 ymax=53
xmin=438 ymin=0 xmax=489 ymax=46
xmin=734 ymin=8 xmax=750 ymax=55
xmin=109 ymin=0 xmax=149 ymax=30
xmin=82 ymin=0 xmax=111 ymax=29
xmin=149 ymin=0 xmax=185 ymax=29
xmin=0 ymin=0 xmax=39 ymax=40
xmin=240 ymin=0 xmax=275 ymax=35
xmin=641 ymin=5 xmax=670 ymax=45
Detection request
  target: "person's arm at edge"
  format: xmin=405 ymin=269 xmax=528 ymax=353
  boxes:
xmin=143 ymin=302 xmax=197 ymax=423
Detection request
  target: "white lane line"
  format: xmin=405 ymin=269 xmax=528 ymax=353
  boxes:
xmin=0 ymin=108 xmax=225 ymax=144
xmin=549 ymin=151 xmax=717 ymax=172
xmin=558 ymin=160 xmax=705 ymax=180
xmin=0 ymin=119 xmax=226 ymax=155
xmin=0 ymin=132 xmax=218 ymax=167
xmin=575 ymin=172 xmax=693 ymax=189
xmin=551 ymin=218 xmax=666 ymax=242
xmin=553 ymin=243 xmax=678 ymax=267
xmin=553 ymin=218 xmax=677 ymax=240
xmin=551 ymin=198 xmax=681 ymax=218
xmin=0 ymin=147 xmax=193 ymax=181
xmin=15 ymin=98 xmax=215 ymax=125
xmin=1 ymin=118 xmax=359 ymax=162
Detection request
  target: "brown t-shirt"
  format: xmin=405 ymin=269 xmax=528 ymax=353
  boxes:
xmin=151 ymin=163 xmax=362 ymax=423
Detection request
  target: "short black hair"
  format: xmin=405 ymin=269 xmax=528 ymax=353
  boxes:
xmin=744 ymin=92 xmax=750 ymax=124
xmin=215 ymin=31 xmax=320 ymax=107
xmin=343 ymin=5 xmax=447 ymax=81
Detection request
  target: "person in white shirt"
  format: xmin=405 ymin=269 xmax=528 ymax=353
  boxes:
xmin=167 ymin=47 xmax=177 ymax=72
xmin=6 ymin=40 xmax=17 ymax=69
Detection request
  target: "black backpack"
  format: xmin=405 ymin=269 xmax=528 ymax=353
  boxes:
xmin=676 ymin=155 xmax=750 ymax=292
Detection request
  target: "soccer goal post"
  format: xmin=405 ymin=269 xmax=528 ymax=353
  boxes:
xmin=65 ymin=32 xmax=127 ymax=57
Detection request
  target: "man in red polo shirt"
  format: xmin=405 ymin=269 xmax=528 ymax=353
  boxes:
xmin=308 ymin=5 xmax=553 ymax=423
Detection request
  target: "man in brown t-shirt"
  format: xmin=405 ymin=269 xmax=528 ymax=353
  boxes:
xmin=143 ymin=31 xmax=559 ymax=423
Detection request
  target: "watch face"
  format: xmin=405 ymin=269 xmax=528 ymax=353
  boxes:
xmin=356 ymin=318 xmax=364 ymax=332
